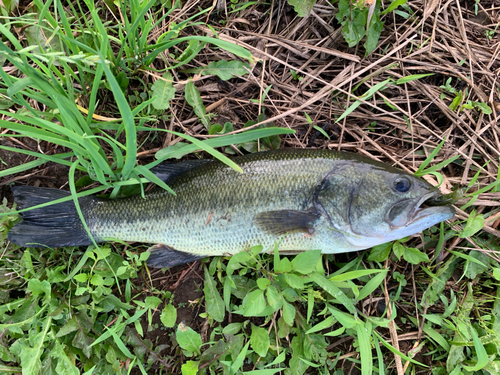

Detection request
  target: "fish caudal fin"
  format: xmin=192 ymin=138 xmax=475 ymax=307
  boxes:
xmin=8 ymin=186 xmax=93 ymax=248
xmin=147 ymin=244 xmax=207 ymax=268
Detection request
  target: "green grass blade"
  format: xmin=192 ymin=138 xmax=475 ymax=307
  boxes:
xmin=463 ymin=326 xmax=488 ymax=371
xmin=152 ymin=127 xmax=295 ymax=165
xmin=373 ymin=331 xmax=428 ymax=367
xmin=357 ymin=322 xmax=373 ymax=375
xmin=97 ymin=55 xmax=137 ymax=180
xmin=134 ymin=165 xmax=176 ymax=195
xmin=415 ymin=138 xmax=446 ymax=175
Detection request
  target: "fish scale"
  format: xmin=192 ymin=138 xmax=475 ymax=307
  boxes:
xmin=86 ymin=149 xmax=336 ymax=255
xmin=8 ymin=149 xmax=455 ymax=267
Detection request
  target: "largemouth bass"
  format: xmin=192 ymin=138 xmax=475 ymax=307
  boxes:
xmin=8 ymin=149 xmax=455 ymax=267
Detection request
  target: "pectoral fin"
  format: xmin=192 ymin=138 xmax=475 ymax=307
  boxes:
xmin=147 ymin=244 xmax=207 ymax=268
xmin=254 ymin=209 xmax=320 ymax=236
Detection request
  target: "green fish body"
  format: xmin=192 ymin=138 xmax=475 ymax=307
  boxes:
xmin=9 ymin=149 xmax=455 ymax=267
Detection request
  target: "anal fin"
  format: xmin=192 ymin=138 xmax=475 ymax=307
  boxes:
xmin=254 ymin=209 xmax=320 ymax=236
xmin=147 ymin=244 xmax=207 ymax=268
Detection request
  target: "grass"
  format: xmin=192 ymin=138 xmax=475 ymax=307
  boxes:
xmin=1 ymin=0 xmax=500 ymax=374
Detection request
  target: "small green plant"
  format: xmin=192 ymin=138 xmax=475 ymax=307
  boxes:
xmin=440 ymin=77 xmax=459 ymax=100
xmin=290 ymin=69 xmax=303 ymax=81
xmin=286 ymin=0 xmax=410 ymax=54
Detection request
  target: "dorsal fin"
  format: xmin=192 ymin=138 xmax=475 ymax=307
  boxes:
xmin=151 ymin=159 xmax=213 ymax=183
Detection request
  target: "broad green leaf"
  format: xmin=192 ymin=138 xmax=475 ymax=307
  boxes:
xmin=27 ymin=279 xmax=51 ymax=301
xmin=459 ymin=250 xmax=490 ymax=279
xmin=450 ymin=91 xmax=463 ymax=111
xmin=72 ymin=325 xmax=93 ymax=358
xmin=291 ymin=250 xmax=321 ymax=274
xmin=250 ymin=324 xmax=270 ymax=357
xmin=222 ymin=322 xmax=242 ymax=335
xmin=204 ymin=266 xmax=225 ymax=322
xmin=493 ymin=268 xmax=500 ymax=281
xmin=367 ymin=242 xmax=392 ymax=262
xmin=181 ymin=361 xmax=199 ymax=375
xmin=337 ymin=0 xmax=366 ymax=47
xmin=226 ymin=251 xmax=252 ymax=275
xmin=56 ymin=317 xmax=80 ymax=338
xmin=459 ymin=211 xmax=484 ymax=238
xmin=185 ymin=81 xmax=209 ymax=128
xmin=474 ymin=102 xmax=492 ymax=114
xmin=364 ymin=3 xmax=383 ymax=54
xmin=200 ymin=60 xmax=250 ymax=80
xmin=393 ymin=242 xmax=405 ymax=260
xmin=51 ymin=341 xmax=79 ymax=375
xmin=145 ymin=296 xmax=162 ymax=309
xmin=276 ymin=257 xmax=292 ymax=273
xmin=266 ymin=286 xmax=283 ymax=312
xmin=257 ymin=278 xmax=271 ymax=290
xmin=18 ymin=317 xmax=52 ymax=374
xmin=402 ymin=247 xmax=430 ymax=264
xmin=287 ymin=0 xmax=316 ymax=17
xmin=209 ymin=121 xmax=234 ymax=135
xmin=277 ymin=316 xmax=291 ymax=338
xmin=244 ymin=289 xmax=266 ymax=316
xmin=160 ymin=304 xmax=177 ymax=328
xmin=177 ymin=324 xmax=203 ymax=355
xmin=73 ymin=274 xmax=88 ymax=283
xmin=284 ymin=273 xmax=304 ymax=289
xmin=282 ymin=288 xmax=299 ymax=302
xmin=151 ymin=72 xmax=175 ymax=110
xmin=90 ymin=274 xmax=104 ymax=286
xmin=283 ymin=301 xmax=296 ymax=326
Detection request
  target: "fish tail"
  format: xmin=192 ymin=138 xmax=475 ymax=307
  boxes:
xmin=8 ymin=186 xmax=94 ymax=248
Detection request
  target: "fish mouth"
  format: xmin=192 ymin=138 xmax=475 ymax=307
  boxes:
xmin=406 ymin=191 xmax=455 ymax=226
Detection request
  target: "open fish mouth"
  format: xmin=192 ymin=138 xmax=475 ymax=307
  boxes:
xmin=408 ymin=191 xmax=455 ymax=226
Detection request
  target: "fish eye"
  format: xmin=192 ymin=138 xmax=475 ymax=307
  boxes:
xmin=393 ymin=177 xmax=411 ymax=193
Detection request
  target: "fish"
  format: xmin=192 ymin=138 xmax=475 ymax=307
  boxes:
xmin=8 ymin=149 xmax=455 ymax=268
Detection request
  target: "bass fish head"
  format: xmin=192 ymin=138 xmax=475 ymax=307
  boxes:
xmin=317 ymin=160 xmax=455 ymax=249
